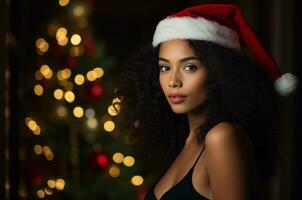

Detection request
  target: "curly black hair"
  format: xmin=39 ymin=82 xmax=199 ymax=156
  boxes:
xmin=113 ymin=39 xmax=282 ymax=181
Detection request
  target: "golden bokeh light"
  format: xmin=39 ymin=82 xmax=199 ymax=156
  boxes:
xmin=108 ymin=105 xmax=119 ymax=116
xmin=55 ymin=179 xmax=65 ymax=190
xmin=64 ymin=91 xmax=75 ymax=103
xmin=112 ymin=97 xmax=122 ymax=104
xmin=44 ymin=69 xmax=53 ymax=79
xmin=33 ymin=125 xmax=41 ymax=135
xmin=112 ymin=152 xmax=124 ymax=163
xmin=47 ymin=180 xmax=56 ymax=189
xmin=103 ymin=120 xmax=115 ymax=132
xmin=34 ymin=144 xmax=43 ymax=155
xmin=25 ymin=117 xmax=32 ymax=125
xmin=36 ymin=38 xmax=49 ymax=53
xmin=108 ymin=165 xmax=120 ymax=178
xmin=56 ymin=27 xmax=67 ymax=39
xmin=44 ymin=187 xmax=53 ymax=195
xmin=71 ymin=34 xmax=81 ymax=45
xmin=93 ymin=67 xmax=104 ymax=78
xmin=59 ymin=0 xmax=70 ymax=7
xmin=62 ymin=68 xmax=71 ymax=79
xmin=28 ymin=120 xmax=37 ymax=131
xmin=57 ymin=36 xmax=68 ymax=46
xmin=37 ymin=189 xmax=45 ymax=198
xmin=43 ymin=146 xmax=54 ymax=161
xmin=123 ymin=156 xmax=135 ymax=167
xmin=86 ymin=70 xmax=97 ymax=81
xmin=73 ymin=106 xmax=84 ymax=118
xmin=56 ymin=70 xmax=64 ymax=81
xmin=54 ymin=89 xmax=64 ymax=100
xmin=35 ymin=38 xmax=45 ymax=48
xmin=34 ymin=84 xmax=43 ymax=96
xmin=131 ymin=175 xmax=144 ymax=186
xmin=40 ymin=64 xmax=50 ymax=76
xmin=74 ymin=74 xmax=85 ymax=85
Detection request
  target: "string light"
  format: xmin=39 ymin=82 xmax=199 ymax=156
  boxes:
xmin=36 ymin=189 xmax=45 ymax=198
xmin=34 ymin=144 xmax=43 ymax=155
xmin=73 ymin=106 xmax=84 ymax=118
xmin=74 ymin=74 xmax=85 ymax=85
xmin=131 ymin=175 xmax=144 ymax=186
xmin=33 ymin=125 xmax=41 ymax=135
xmin=108 ymin=165 xmax=120 ymax=177
xmin=34 ymin=84 xmax=43 ymax=96
xmin=86 ymin=70 xmax=97 ymax=81
xmin=39 ymin=64 xmax=53 ymax=79
xmin=54 ymin=89 xmax=64 ymax=100
xmin=56 ymin=27 xmax=68 ymax=46
xmin=43 ymin=146 xmax=54 ymax=161
xmin=123 ymin=156 xmax=135 ymax=167
xmin=108 ymin=105 xmax=119 ymax=116
xmin=59 ymin=0 xmax=70 ymax=7
xmin=93 ymin=67 xmax=104 ymax=78
xmin=64 ymin=91 xmax=75 ymax=103
xmin=70 ymin=34 xmax=81 ymax=45
xmin=55 ymin=179 xmax=65 ymax=190
xmin=44 ymin=187 xmax=53 ymax=195
xmin=35 ymin=38 xmax=49 ymax=53
xmin=47 ymin=180 xmax=56 ymax=189
xmin=112 ymin=152 xmax=124 ymax=163
xmin=103 ymin=120 xmax=115 ymax=132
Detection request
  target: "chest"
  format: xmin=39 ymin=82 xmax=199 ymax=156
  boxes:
xmin=153 ymin=146 xmax=212 ymax=200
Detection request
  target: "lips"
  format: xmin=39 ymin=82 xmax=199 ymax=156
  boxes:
xmin=168 ymin=94 xmax=187 ymax=104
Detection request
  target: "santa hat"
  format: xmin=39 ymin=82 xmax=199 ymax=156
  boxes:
xmin=152 ymin=4 xmax=299 ymax=96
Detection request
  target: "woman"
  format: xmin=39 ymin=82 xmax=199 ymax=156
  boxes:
xmin=114 ymin=4 xmax=297 ymax=200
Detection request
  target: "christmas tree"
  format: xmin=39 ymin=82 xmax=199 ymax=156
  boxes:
xmin=19 ymin=0 xmax=153 ymax=199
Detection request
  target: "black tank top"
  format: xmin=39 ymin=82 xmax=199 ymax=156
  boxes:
xmin=144 ymin=145 xmax=209 ymax=200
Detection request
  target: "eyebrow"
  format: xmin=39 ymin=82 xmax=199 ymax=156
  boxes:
xmin=158 ymin=56 xmax=200 ymax=64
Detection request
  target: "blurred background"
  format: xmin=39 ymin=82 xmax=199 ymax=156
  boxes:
xmin=0 ymin=0 xmax=301 ymax=199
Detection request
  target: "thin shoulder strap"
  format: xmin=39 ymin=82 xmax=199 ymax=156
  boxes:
xmin=192 ymin=145 xmax=206 ymax=167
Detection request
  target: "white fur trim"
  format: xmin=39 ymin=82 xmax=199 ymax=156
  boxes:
xmin=152 ymin=16 xmax=240 ymax=49
xmin=274 ymin=73 xmax=299 ymax=96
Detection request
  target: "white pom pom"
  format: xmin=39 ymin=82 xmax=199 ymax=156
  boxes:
xmin=274 ymin=73 xmax=299 ymax=96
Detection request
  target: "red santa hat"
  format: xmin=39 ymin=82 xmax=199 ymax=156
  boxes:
xmin=152 ymin=4 xmax=298 ymax=96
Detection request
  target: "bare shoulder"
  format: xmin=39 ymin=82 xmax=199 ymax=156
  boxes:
xmin=204 ymin=121 xmax=257 ymax=199
xmin=205 ymin=121 xmax=252 ymax=149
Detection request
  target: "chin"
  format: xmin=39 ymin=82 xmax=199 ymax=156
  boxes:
xmin=170 ymin=106 xmax=190 ymax=114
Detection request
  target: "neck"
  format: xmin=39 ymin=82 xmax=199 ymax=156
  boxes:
xmin=185 ymin=106 xmax=209 ymax=145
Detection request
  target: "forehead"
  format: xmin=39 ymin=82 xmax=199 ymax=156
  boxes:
xmin=158 ymin=39 xmax=196 ymax=58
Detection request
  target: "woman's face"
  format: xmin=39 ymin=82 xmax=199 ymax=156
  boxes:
xmin=158 ymin=39 xmax=208 ymax=114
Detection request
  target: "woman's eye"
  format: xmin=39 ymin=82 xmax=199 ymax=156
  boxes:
xmin=183 ymin=64 xmax=197 ymax=71
xmin=159 ymin=65 xmax=169 ymax=72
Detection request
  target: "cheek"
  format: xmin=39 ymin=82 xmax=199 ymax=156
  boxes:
xmin=186 ymin=74 xmax=207 ymax=94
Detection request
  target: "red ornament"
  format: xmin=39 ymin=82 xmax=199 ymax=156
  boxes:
xmin=97 ymin=154 xmax=108 ymax=167
xmin=83 ymin=82 xmax=104 ymax=102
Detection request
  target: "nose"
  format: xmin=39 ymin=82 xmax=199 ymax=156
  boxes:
xmin=169 ymin=71 xmax=182 ymax=88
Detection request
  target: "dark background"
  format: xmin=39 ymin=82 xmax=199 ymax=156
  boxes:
xmin=1 ymin=0 xmax=301 ymax=199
